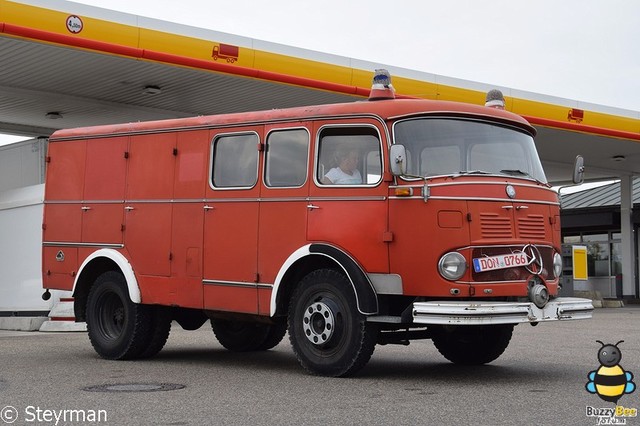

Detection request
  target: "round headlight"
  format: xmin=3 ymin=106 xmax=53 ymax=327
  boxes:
xmin=553 ymin=252 xmax=563 ymax=278
xmin=438 ymin=252 xmax=467 ymax=281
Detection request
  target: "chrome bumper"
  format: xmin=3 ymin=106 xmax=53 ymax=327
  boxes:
xmin=412 ymin=297 xmax=594 ymax=325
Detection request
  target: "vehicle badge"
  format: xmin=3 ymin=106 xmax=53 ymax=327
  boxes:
xmin=522 ymin=244 xmax=543 ymax=275
xmin=56 ymin=250 xmax=65 ymax=262
xmin=505 ymin=185 xmax=516 ymax=199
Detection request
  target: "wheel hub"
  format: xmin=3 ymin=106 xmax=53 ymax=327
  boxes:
xmin=302 ymin=300 xmax=335 ymax=345
xmin=113 ymin=306 xmax=124 ymax=327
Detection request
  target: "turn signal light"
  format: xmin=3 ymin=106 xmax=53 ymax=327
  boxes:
xmin=394 ymin=187 xmax=413 ymax=197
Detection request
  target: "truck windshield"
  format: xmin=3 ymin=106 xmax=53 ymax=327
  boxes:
xmin=393 ymin=117 xmax=547 ymax=184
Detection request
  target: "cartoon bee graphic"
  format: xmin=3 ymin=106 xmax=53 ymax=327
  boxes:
xmin=586 ymin=340 xmax=636 ymax=403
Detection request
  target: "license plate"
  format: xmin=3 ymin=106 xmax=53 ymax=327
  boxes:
xmin=472 ymin=252 xmax=530 ymax=273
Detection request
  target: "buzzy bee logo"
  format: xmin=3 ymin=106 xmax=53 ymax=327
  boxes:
xmin=585 ymin=340 xmax=637 ymax=424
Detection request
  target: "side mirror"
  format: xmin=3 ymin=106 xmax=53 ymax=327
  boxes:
xmin=572 ymin=155 xmax=585 ymax=184
xmin=389 ymin=144 xmax=407 ymax=176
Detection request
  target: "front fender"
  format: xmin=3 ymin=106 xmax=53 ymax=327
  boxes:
xmin=271 ymin=244 xmax=378 ymax=316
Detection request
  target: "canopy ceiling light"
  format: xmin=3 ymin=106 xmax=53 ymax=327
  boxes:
xmin=143 ymin=85 xmax=162 ymax=95
xmin=45 ymin=112 xmax=63 ymax=119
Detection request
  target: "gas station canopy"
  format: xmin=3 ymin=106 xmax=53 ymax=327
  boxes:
xmin=1 ymin=0 xmax=640 ymax=184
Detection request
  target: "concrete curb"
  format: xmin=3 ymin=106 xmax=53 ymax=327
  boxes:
xmin=38 ymin=297 xmax=87 ymax=332
xmin=573 ymin=290 xmax=624 ymax=308
xmin=0 ymin=316 xmax=48 ymax=331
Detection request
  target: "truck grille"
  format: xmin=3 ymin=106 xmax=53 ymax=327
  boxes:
xmin=480 ymin=213 xmax=512 ymax=239
xmin=517 ymin=215 xmax=546 ymax=239
xmin=480 ymin=213 xmax=547 ymax=240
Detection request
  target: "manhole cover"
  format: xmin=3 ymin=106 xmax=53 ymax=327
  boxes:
xmin=83 ymin=383 xmax=185 ymax=393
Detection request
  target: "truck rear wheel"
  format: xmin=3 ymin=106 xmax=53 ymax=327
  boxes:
xmin=288 ymin=269 xmax=377 ymax=377
xmin=86 ymin=271 xmax=151 ymax=360
xmin=211 ymin=319 xmax=273 ymax=352
xmin=256 ymin=322 xmax=287 ymax=351
xmin=137 ymin=306 xmax=172 ymax=359
xmin=210 ymin=319 xmax=287 ymax=351
xmin=432 ymin=324 xmax=514 ymax=365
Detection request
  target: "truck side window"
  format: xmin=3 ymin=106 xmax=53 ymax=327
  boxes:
xmin=211 ymin=133 xmax=259 ymax=188
xmin=317 ymin=126 xmax=381 ymax=186
xmin=265 ymin=129 xmax=309 ymax=187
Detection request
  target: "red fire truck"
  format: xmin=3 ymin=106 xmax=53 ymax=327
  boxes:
xmin=41 ymin=71 xmax=592 ymax=377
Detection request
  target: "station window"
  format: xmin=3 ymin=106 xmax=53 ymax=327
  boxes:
xmin=316 ymin=126 xmax=382 ymax=186
xmin=562 ymin=232 xmax=621 ymax=277
xmin=211 ymin=133 xmax=259 ymax=188
xmin=582 ymin=233 xmax=611 ymax=277
xmin=264 ymin=129 xmax=309 ymax=187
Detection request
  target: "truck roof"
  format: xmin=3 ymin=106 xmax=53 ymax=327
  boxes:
xmin=49 ymin=98 xmax=535 ymax=141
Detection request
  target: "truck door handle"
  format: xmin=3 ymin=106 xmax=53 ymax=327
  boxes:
xmin=204 ymin=205 xmax=214 ymax=211
xmin=307 ymin=204 xmax=320 ymax=210
xmin=501 ymin=205 xmax=513 ymax=210
xmin=515 ymin=205 xmax=529 ymax=210
xmin=124 ymin=206 xmax=135 ymax=211
xmin=81 ymin=206 xmax=91 ymax=211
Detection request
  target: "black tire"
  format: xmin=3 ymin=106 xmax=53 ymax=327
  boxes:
xmin=432 ymin=324 xmax=514 ymax=365
xmin=287 ymin=269 xmax=378 ymax=377
xmin=256 ymin=322 xmax=287 ymax=351
xmin=211 ymin=319 xmax=271 ymax=352
xmin=137 ymin=306 xmax=172 ymax=359
xmin=86 ymin=271 xmax=152 ymax=360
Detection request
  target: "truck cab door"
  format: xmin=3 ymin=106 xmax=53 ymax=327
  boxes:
xmin=307 ymin=120 xmax=389 ymax=273
xmin=257 ymin=124 xmax=311 ymax=315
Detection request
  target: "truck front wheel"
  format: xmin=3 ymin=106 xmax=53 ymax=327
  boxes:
xmin=432 ymin=324 xmax=514 ymax=365
xmin=288 ymin=269 xmax=377 ymax=377
xmin=86 ymin=271 xmax=151 ymax=360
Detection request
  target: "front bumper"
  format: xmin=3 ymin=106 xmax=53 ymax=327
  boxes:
xmin=412 ymin=297 xmax=594 ymax=325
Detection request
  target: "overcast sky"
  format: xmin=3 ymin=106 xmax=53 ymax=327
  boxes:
xmin=2 ymin=0 xmax=639 ymax=145
xmin=75 ymin=0 xmax=640 ymax=110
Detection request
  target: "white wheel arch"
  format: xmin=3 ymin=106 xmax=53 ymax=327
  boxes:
xmin=73 ymin=249 xmax=141 ymax=303
xmin=270 ymin=245 xmax=312 ymax=316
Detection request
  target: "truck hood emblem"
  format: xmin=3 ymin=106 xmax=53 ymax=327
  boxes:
xmin=523 ymin=244 xmax=543 ymax=275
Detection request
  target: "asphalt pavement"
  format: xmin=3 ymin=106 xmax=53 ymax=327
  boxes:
xmin=1 ymin=306 xmax=639 ymax=426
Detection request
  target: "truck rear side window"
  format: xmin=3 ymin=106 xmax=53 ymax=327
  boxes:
xmin=211 ymin=133 xmax=259 ymax=188
xmin=265 ymin=129 xmax=309 ymax=187
xmin=316 ymin=126 xmax=382 ymax=186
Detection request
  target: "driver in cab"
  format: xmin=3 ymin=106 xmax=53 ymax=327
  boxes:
xmin=322 ymin=148 xmax=362 ymax=185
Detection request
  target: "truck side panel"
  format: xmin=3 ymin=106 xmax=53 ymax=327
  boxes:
xmin=42 ymin=140 xmax=86 ymax=290
xmin=81 ymin=136 xmax=128 ymax=245
xmin=123 ymin=133 xmax=176 ymax=281
xmin=169 ymin=130 xmax=208 ymax=309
